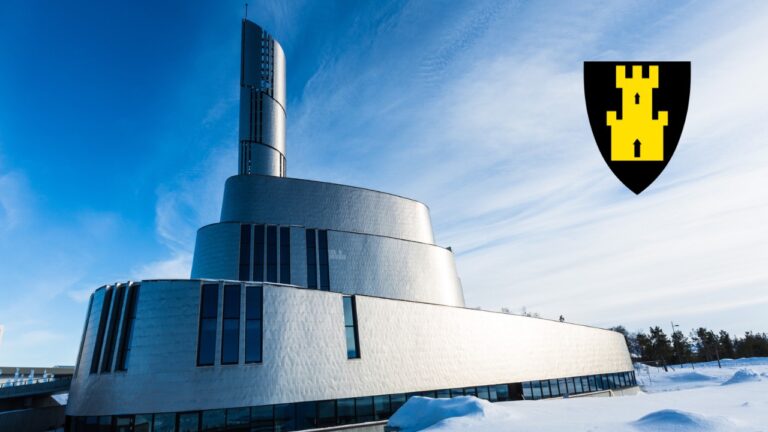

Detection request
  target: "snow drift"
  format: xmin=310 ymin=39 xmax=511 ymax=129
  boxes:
xmin=632 ymin=409 xmax=736 ymax=431
xmin=386 ymin=396 xmax=504 ymax=432
xmin=722 ymin=368 xmax=761 ymax=385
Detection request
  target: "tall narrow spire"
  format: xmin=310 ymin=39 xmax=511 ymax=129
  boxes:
xmin=238 ymin=20 xmax=286 ymax=176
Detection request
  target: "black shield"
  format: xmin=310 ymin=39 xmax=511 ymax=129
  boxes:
xmin=584 ymin=62 xmax=690 ymax=194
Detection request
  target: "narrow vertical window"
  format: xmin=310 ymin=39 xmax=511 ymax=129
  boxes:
xmin=266 ymin=226 xmax=278 ymax=282
xmin=253 ymin=225 xmax=265 ymax=281
xmin=116 ymin=284 xmax=140 ymax=371
xmin=318 ymin=230 xmax=330 ymax=291
xmin=90 ymin=286 xmax=113 ymax=374
xmin=101 ymin=284 xmax=126 ymax=372
xmin=305 ymin=229 xmax=317 ymax=289
xmin=197 ymin=284 xmax=219 ymax=366
xmin=221 ymin=284 xmax=241 ymax=365
xmin=245 ymin=286 xmax=263 ymax=363
xmin=74 ymin=295 xmax=94 ymax=377
xmin=343 ymin=296 xmax=360 ymax=359
xmin=280 ymin=226 xmax=290 ymax=283
xmin=239 ymin=224 xmax=252 ymax=281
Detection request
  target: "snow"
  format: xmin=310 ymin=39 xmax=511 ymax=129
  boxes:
xmin=386 ymin=357 xmax=768 ymax=431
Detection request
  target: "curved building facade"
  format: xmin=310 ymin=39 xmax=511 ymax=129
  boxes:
xmin=65 ymin=19 xmax=635 ymax=432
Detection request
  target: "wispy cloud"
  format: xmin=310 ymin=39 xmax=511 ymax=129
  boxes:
xmin=132 ymin=142 xmax=236 ymax=280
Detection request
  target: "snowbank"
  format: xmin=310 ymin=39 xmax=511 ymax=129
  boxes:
xmin=632 ymin=409 xmax=735 ymax=431
xmin=721 ymin=368 xmax=761 ymax=385
xmin=667 ymin=371 xmax=716 ymax=382
xmin=387 ymin=396 xmax=505 ymax=432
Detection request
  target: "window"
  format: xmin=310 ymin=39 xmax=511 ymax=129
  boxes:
xmin=245 ymin=286 xmax=263 ymax=363
xmin=541 ymin=380 xmax=551 ymax=398
xmin=477 ymin=386 xmax=489 ymax=400
xmin=449 ymin=388 xmax=464 ymax=397
xmin=355 ymin=397 xmax=374 ymax=422
xmin=253 ymin=225 xmax=265 ymax=282
xmin=306 ymin=229 xmax=317 ymax=288
xmin=134 ymin=414 xmax=151 ymax=432
xmin=497 ymin=384 xmax=510 ymax=401
xmin=114 ymin=415 xmax=133 ymax=432
xmin=116 ymin=284 xmax=140 ymax=371
xmin=202 ymin=409 xmax=225 ymax=431
xmin=436 ymin=389 xmax=450 ymax=399
xmin=318 ymin=230 xmax=330 ymax=290
xmin=531 ymin=381 xmax=542 ymax=400
xmin=343 ymin=296 xmax=360 ymax=359
xmin=152 ymin=413 xmax=176 ymax=432
xmin=91 ymin=287 xmax=113 ymax=374
xmin=557 ymin=378 xmax=567 ymax=396
xmin=222 ymin=285 xmax=241 ymax=364
xmin=274 ymin=404 xmax=295 ymax=431
xmin=574 ymin=377 xmax=583 ymax=393
xmin=251 ymin=406 xmax=273 ymax=432
xmin=337 ymin=398 xmax=355 ymax=425
xmin=239 ymin=225 xmax=252 ymax=281
xmin=390 ymin=394 xmax=406 ymax=413
xmin=226 ymin=408 xmax=250 ymax=432
xmin=549 ymin=379 xmax=560 ymax=397
xmin=588 ymin=375 xmax=597 ymax=391
xmin=317 ymin=400 xmax=336 ymax=427
xmin=101 ymin=284 xmax=126 ymax=372
xmin=74 ymin=296 xmax=94 ymax=377
xmin=280 ymin=226 xmax=290 ymax=283
xmin=296 ymin=401 xmax=317 ymax=430
xmin=464 ymin=387 xmax=477 ymax=397
xmin=266 ymin=226 xmax=278 ymax=282
xmin=178 ymin=412 xmax=200 ymax=432
xmin=522 ymin=383 xmax=532 ymax=400
xmin=197 ymin=284 xmax=218 ymax=366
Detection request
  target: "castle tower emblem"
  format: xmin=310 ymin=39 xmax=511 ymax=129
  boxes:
xmin=607 ymin=65 xmax=667 ymax=161
xmin=584 ymin=62 xmax=691 ymax=194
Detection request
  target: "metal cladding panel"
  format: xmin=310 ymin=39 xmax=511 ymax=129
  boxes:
xmin=238 ymin=89 xmax=286 ymax=154
xmin=191 ymin=223 xmax=460 ymax=306
xmin=327 ymin=230 xmax=464 ymax=306
xmin=190 ymin=223 xmax=240 ymax=279
xmin=67 ymin=281 xmax=633 ymax=416
xmin=220 ymin=175 xmax=435 ymax=244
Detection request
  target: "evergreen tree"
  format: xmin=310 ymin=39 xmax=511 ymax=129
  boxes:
xmin=718 ymin=330 xmax=736 ymax=359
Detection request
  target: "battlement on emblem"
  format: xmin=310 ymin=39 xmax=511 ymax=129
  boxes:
xmin=607 ymin=64 xmax=668 ymax=161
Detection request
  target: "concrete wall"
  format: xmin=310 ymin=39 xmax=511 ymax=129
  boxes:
xmin=67 ymin=280 xmax=632 ymax=416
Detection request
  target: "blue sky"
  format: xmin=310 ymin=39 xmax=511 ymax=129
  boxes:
xmin=1 ymin=1 xmax=767 ymax=365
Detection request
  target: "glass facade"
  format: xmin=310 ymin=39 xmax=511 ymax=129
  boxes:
xmin=305 ymin=229 xmax=317 ymax=289
xmin=197 ymin=284 xmax=219 ymax=366
xmin=280 ymin=227 xmax=290 ymax=284
xmin=116 ymin=284 xmax=140 ymax=371
xmin=68 ymin=371 xmax=636 ymax=432
xmin=342 ymin=296 xmax=360 ymax=359
xmin=266 ymin=225 xmax=278 ymax=282
xmin=245 ymin=286 xmax=263 ymax=363
xmin=221 ymin=285 xmax=241 ymax=364
xmin=239 ymin=225 xmax=252 ymax=281
xmin=318 ymin=230 xmax=330 ymax=291
xmin=90 ymin=286 xmax=114 ymax=374
xmin=253 ymin=225 xmax=265 ymax=282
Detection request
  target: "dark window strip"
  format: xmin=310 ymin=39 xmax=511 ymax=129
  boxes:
xmin=90 ymin=287 xmax=113 ymax=374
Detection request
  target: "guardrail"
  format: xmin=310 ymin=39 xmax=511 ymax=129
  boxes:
xmin=0 ymin=377 xmax=72 ymax=400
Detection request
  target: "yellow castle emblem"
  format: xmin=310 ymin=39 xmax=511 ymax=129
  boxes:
xmin=607 ymin=65 xmax=668 ymax=161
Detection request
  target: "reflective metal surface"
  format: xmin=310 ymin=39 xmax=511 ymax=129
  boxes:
xmin=239 ymin=20 xmax=286 ymax=177
xmin=67 ymin=281 xmax=632 ymax=416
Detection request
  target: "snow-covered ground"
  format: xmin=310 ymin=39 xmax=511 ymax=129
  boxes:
xmin=387 ymin=358 xmax=768 ymax=431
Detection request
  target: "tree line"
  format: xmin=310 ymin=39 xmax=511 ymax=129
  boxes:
xmin=609 ymin=325 xmax=768 ymax=369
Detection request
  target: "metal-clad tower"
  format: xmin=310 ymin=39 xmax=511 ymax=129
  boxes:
xmin=239 ymin=20 xmax=286 ymax=176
